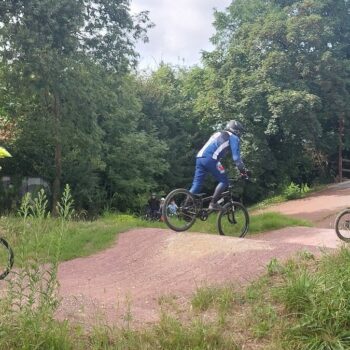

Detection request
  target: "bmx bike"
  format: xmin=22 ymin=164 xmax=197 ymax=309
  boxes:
xmin=141 ymin=205 xmax=162 ymax=222
xmin=162 ymin=179 xmax=250 ymax=237
xmin=335 ymin=208 xmax=350 ymax=242
xmin=0 ymin=146 xmax=14 ymax=280
xmin=0 ymin=238 xmax=14 ymax=280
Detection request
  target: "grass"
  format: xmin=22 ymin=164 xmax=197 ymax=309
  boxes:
xmin=189 ymin=211 xmax=311 ymax=236
xmin=191 ymin=285 xmax=236 ymax=313
xmin=249 ymin=212 xmax=311 ymax=233
xmin=0 ymin=310 xmax=74 ymax=350
xmin=88 ymin=314 xmax=239 ymax=350
xmin=0 ymin=213 xmax=164 ymax=263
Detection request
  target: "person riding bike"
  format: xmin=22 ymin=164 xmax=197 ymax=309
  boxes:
xmin=189 ymin=120 xmax=248 ymax=211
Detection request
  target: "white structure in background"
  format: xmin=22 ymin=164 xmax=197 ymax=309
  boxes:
xmin=1 ymin=176 xmax=11 ymax=188
xmin=1 ymin=176 xmax=50 ymax=195
xmin=21 ymin=177 xmax=50 ymax=196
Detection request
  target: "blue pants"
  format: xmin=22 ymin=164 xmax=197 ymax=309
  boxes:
xmin=189 ymin=157 xmax=229 ymax=194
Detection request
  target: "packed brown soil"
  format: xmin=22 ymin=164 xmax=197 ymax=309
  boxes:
xmin=56 ymin=182 xmax=350 ymax=326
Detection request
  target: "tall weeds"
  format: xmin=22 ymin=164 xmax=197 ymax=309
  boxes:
xmin=0 ymin=185 xmax=75 ymax=349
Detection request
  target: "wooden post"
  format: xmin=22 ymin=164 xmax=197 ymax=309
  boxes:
xmin=339 ymin=115 xmax=344 ymax=183
xmin=52 ymin=91 xmax=62 ymax=216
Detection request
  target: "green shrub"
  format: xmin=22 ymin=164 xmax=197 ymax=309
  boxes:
xmin=191 ymin=285 xmax=236 ymax=313
xmin=284 ymin=182 xmax=310 ymax=200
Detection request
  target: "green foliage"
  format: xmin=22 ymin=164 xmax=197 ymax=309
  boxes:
xmin=56 ymin=184 xmax=75 ymax=220
xmin=0 ymin=0 xmax=160 ymax=214
xmin=191 ymin=285 xmax=236 ymax=313
xmin=203 ymin=0 xmax=350 ymax=202
xmin=0 ymin=0 xmax=349 ymax=214
xmin=32 ymin=188 xmax=49 ymax=219
xmin=137 ymin=64 xmax=202 ymax=192
xmin=275 ymin=269 xmax=318 ymax=313
xmin=251 ymin=303 xmax=277 ymax=338
xmin=271 ymin=247 xmax=350 ymax=349
xmin=89 ymin=315 xmax=238 ymax=350
xmin=249 ymin=212 xmax=312 ymax=233
xmin=267 ymin=258 xmax=284 ymax=276
xmin=0 ymin=185 xmax=77 ymax=350
xmin=0 ymin=312 xmax=74 ymax=350
xmin=284 ymin=182 xmax=310 ymax=200
xmin=0 ymin=0 xmax=350 ymax=215
xmin=151 ymin=315 xmax=237 ymax=350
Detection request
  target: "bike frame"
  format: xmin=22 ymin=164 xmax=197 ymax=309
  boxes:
xmin=194 ymin=181 xmax=240 ymax=205
xmin=193 ymin=187 xmax=239 ymax=219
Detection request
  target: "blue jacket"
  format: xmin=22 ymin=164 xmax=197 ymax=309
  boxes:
xmin=197 ymin=131 xmax=245 ymax=171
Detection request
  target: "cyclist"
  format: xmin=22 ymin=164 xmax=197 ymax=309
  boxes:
xmin=147 ymin=193 xmax=160 ymax=220
xmin=189 ymin=120 xmax=248 ymax=211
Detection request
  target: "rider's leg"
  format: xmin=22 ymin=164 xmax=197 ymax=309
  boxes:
xmin=212 ymin=182 xmax=227 ymax=203
xmin=208 ymin=161 xmax=229 ymax=209
xmin=189 ymin=158 xmax=207 ymax=194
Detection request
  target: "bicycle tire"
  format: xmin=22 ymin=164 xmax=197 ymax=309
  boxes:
xmin=0 ymin=237 xmax=14 ymax=280
xmin=335 ymin=208 xmax=350 ymax=242
xmin=217 ymin=202 xmax=249 ymax=237
xmin=163 ymin=188 xmax=197 ymax=232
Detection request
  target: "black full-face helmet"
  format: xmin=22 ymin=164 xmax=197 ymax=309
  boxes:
xmin=225 ymin=120 xmax=246 ymax=137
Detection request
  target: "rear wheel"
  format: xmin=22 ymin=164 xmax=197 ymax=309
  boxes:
xmin=0 ymin=238 xmax=14 ymax=280
xmin=163 ymin=189 xmax=197 ymax=232
xmin=335 ymin=209 xmax=350 ymax=242
xmin=217 ymin=202 xmax=249 ymax=237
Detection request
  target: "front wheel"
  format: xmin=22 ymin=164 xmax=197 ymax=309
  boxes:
xmin=163 ymin=189 xmax=197 ymax=232
xmin=335 ymin=209 xmax=350 ymax=242
xmin=0 ymin=238 xmax=14 ymax=280
xmin=217 ymin=202 xmax=249 ymax=237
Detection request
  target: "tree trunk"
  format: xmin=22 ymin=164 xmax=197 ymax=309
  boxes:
xmin=338 ymin=114 xmax=344 ymax=183
xmin=51 ymin=92 xmax=62 ymax=215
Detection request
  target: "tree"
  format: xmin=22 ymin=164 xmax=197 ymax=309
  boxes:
xmin=137 ymin=64 xmax=203 ymax=192
xmin=0 ymin=0 xmax=151 ymax=213
xmin=202 ymin=0 xmax=350 ymax=200
xmin=98 ymin=73 xmax=168 ymax=212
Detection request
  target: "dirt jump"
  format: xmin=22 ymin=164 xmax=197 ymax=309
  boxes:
xmin=57 ymin=181 xmax=350 ymax=327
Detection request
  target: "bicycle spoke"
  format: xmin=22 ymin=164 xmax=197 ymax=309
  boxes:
xmin=217 ymin=202 xmax=249 ymax=237
xmin=0 ymin=238 xmax=14 ymax=280
xmin=163 ymin=189 xmax=197 ymax=232
xmin=336 ymin=210 xmax=350 ymax=241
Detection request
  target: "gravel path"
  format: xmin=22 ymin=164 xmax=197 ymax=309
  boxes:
xmin=56 ymin=182 xmax=350 ymax=326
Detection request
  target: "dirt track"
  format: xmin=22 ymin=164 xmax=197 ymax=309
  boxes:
xmin=258 ymin=181 xmax=350 ymax=228
xmin=56 ymin=182 xmax=350 ymax=326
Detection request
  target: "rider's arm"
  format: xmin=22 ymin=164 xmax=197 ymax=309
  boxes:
xmin=229 ymin=134 xmax=245 ymax=172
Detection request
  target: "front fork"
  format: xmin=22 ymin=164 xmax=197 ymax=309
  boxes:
xmin=227 ymin=202 xmax=237 ymax=224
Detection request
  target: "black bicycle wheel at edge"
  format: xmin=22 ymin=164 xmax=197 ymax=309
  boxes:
xmin=163 ymin=188 xmax=197 ymax=232
xmin=217 ymin=202 xmax=249 ymax=237
xmin=0 ymin=238 xmax=14 ymax=280
xmin=335 ymin=209 xmax=350 ymax=242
